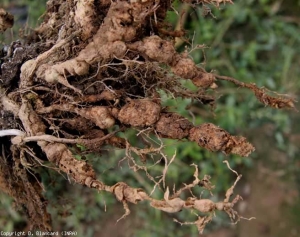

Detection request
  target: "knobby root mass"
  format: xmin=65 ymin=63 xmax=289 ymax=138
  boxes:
xmin=0 ymin=0 xmax=294 ymax=233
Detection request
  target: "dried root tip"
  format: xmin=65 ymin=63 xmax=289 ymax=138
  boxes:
xmin=118 ymin=99 xmax=161 ymax=127
xmin=155 ymin=113 xmax=193 ymax=139
xmin=214 ymin=74 xmax=296 ymax=110
xmin=188 ymin=123 xmax=255 ymax=157
xmin=254 ymin=90 xmax=297 ymax=110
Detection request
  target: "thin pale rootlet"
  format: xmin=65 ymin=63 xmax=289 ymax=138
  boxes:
xmin=0 ymin=0 xmax=294 ymax=234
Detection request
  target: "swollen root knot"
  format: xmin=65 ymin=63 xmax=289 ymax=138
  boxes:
xmin=118 ymin=99 xmax=161 ymax=127
xmin=189 ymin=123 xmax=255 ymax=157
xmin=112 ymin=182 xmax=148 ymax=204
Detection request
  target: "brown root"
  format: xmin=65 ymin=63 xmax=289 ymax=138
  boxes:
xmin=0 ymin=8 xmax=14 ymax=32
xmin=155 ymin=113 xmax=193 ymax=139
xmin=189 ymin=123 xmax=255 ymax=157
xmin=214 ymin=74 xmax=296 ymax=110
xmin=0 ymin=147 xmax=51 ymax=230
xmin=118 ymin=99 xmax=161 ymax=127
xmin=127 ymin=35 xmax=216 ymax=88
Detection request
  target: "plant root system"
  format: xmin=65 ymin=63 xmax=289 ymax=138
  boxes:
xmin=0 ymin=0 xmax=294 ymax=233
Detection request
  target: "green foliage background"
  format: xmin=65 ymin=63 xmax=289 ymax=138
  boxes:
xmin=0 ymin=0 xmax=299 ymax=236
